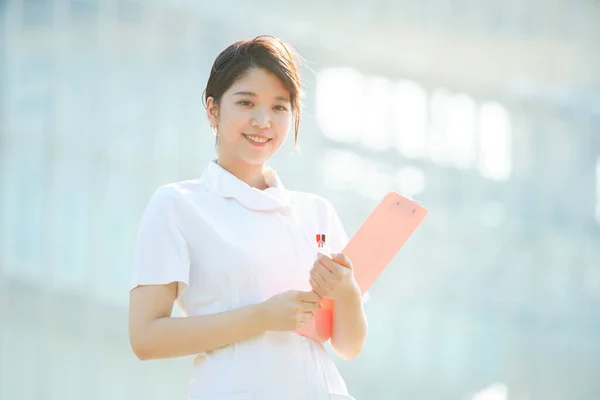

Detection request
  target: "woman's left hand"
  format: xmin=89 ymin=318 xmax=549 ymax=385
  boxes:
xmin=309 ymin=252 xmax=360 ymax=301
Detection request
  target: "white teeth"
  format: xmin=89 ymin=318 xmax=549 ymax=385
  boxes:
xmin=245 ymin=134 xmax=269 ymax=144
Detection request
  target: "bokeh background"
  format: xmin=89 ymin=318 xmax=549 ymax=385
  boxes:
xmin=1 ymin=0 xmax=600 ymax=399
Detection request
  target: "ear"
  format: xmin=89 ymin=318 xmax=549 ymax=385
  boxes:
xmin=206 ymin=96 xmax=219 ymax=127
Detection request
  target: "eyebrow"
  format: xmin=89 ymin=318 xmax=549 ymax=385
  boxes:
xmin=232 ymin=91 xmax=290 ymax=102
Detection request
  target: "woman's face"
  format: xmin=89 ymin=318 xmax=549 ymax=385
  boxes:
xmin=207 ymin=67 xmax=292 ymax=167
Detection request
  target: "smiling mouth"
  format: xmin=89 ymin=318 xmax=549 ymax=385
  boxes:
xmin=243 ymin=133 xmax=272 ymax=144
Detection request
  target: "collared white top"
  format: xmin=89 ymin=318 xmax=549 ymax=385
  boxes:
xmin=130 ymin=160 xmax=367 ymax=400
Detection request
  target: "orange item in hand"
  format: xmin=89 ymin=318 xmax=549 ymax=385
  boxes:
xmin=295 ymin=191 xmax=428 ymax=343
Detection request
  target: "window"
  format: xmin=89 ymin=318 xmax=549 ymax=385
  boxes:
xmin=50 ymin=160 xmax=90 ymax=294
xmin=596 ymin=157 xmax=600 ymax=224
xmin=10 ymin=142 xmax=45 ymax=281
xmin=478 ymin=102 xmax=512 ymax=181
xmin=321 ymin=150 xmax=425 ymax=198
xmin=472 ymin=383 xmax=509 ymax=400
xmin=447 ymin=93 xmax=477 ymax=169
xmin=23 ymin=0 xmax=54 ymax=28
xmin=429 ymin=89 xmax=477 ymax=168
xmin=359 ymin=160 xmax=395 ymax=200
xmin=396 ymin=166 xmax=426 ymax=197
xmin=70 ymin=0 xmax=98 ymax=16
xmin=394 ymin=80 xmax=427 ymax=158
xmin=321 ymin=149 xmax=364 ymax=191
xmin=360 ymin=75 xmax=393 ymax=151
xmin=118 ymin=0 xmax=143 ymax=22
xmin=321 ymin=150 xmax=393 ymax=199
xmin=316 ymin=67 xmax=364 ymax=143
xmin=316 ymin=67 xmax=512 ymax=182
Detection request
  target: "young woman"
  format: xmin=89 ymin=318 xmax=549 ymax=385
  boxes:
xmin=128 ymin=35 xmax=368 ymax=400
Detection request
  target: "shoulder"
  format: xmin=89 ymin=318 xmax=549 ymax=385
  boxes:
xmin=145 ymin=179 xmax=204 ymax=213
xmin=153 ymin=179 xmax=205 ymax=198
xmin=158 ymin=179 xmax=204 ymax=196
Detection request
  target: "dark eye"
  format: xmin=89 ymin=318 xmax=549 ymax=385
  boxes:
xmin=238 ymin=100 xmax=253 ymax=107
xmin=274 ymin=105 xmax=288 ymax=112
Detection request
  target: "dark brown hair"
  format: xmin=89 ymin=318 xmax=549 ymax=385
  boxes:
xmin=203 ymin=35 xmax=303 ymax=146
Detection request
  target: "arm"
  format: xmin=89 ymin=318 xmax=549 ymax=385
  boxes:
xmin=309 ymin=253 xmax=368 ymax=360
xmin=128 ymin=283 xmax=322 ymax=361
xmin=129 ymin=282 xmax=267 ymax=360
xmin=331 ymin=283 xmax=368 ymax=360
xmin=129 ymin=190 xmax=280 ymax=360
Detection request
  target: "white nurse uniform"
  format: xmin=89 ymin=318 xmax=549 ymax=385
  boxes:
xmin=130 ymin=160 xmax=368 ymax=400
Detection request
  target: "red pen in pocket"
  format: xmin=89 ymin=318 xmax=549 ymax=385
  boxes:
xmin=316 ymin=233 xmax=326 ymax=249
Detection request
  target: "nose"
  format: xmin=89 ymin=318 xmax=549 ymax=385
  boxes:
xmin=251 ymin=107 xmax=271 ymax=129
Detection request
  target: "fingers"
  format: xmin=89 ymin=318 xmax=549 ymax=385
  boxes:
xmin=296 ymin=290 xmax=322 ymax=303
xmin=309 ymin=276 xmax=326 ymax=298
xmin=314 ymin=262 xmax=333 ymax=279
xmin=295 ymin=311 xmax=314 ymax=329
xmin=317 ymin=253 xmax=347 ymax=277
xmin=311 ymin=265 xmax=331 ymax=290
xmin=331 ymin=252 xmax=352 ymax=269
xmin=313 ymin=261 xmax=341 ymax=289
xmin=316 ymin=253 xmax=336 ymax=273
xmin=300 ymin=299 xmax=322 ymax=312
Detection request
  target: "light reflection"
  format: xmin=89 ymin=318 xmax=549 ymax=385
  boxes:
xmin=360 ymin=161 xmax=394 ymax=200
xmin=361 ymin=75 xmax=393 ymax=151
xmin=478 ymin=102 xmax=512 ymax=181
xmin=316 ymin=68 xmax=514 ymax=183
xmin=429 ymin=89 xmax=477 ymax=168
xmin=447 ymin=93 xmax=477 ymax=169
xmin=322 ymin=150 xmax=426 ymax=199
xmin=429 ymin=88 xmax=454 ymax=166
xmin=316 ymin=67 xmax=364 ymax=143
xmin=394 ymin=79 xmax=428 ymax=159
xmin=321 ymin=149 xmax=364 ymax=191
xmin=396 ymin=166 xmax=426 ymax=196
xmin=472 ymin=383 xmax=509 ymax=400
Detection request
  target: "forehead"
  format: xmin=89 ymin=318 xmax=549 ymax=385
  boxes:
xmin=226 ymin=68 xmax=290 ymax=98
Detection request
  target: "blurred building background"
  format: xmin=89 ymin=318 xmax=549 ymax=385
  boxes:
xmin=1 ymin=0 xmax=599 ymax=399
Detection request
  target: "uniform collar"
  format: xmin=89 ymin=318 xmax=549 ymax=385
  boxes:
xmin=199 ymin=160 xmax=291 ymax=212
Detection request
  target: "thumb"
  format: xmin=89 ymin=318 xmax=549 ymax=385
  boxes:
xmin=331 ymin=252 xmax=352 ymax=269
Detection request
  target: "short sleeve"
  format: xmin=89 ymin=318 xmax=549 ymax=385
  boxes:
xmin=130 ymin=187 xmax=190 ymax=298
xmin=325 ymin=200 xmax=370 ymax=304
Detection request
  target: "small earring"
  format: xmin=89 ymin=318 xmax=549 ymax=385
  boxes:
xmin=212 ymin=126 xmax=219 ymax=147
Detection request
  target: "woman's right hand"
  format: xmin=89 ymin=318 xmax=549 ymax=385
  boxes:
xmin=260 ymin=290 xmax=322 ymax=331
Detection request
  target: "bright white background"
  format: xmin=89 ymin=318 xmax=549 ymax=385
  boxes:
xmin=1 ymin=1 xmax=600 ymax=399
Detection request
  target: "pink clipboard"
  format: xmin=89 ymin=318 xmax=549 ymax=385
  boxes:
xmin=295 ymin=191 xmax=428 ymax=343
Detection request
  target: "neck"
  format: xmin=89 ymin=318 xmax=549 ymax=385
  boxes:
xmin=216 ymin=157 xmax=268 ymax=190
